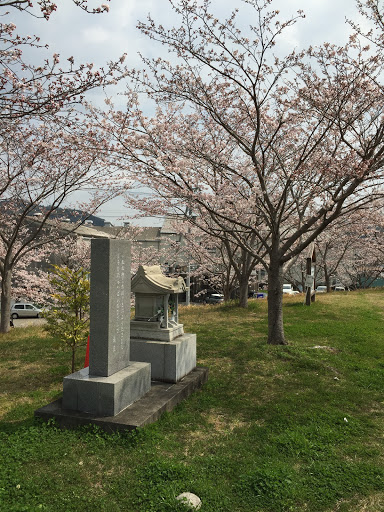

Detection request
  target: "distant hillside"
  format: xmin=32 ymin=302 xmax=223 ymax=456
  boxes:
xmin=46 ymin=207 xmax=106 ymax=226
xmin=0 ymin=200 xmax=106 ymax=226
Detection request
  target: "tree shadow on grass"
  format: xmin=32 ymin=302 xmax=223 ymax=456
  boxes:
xmin=0 ymin=414 xmax=38 ymax=434
xmin=0 ymin=391 xmax=62 ymax=434
xmin=219 ymin=300 xmax=263 ymax=314
xmin=284 ymin=302 xmax=308 ymax=308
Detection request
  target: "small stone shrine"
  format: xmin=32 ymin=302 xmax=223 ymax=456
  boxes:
xmin=130 ymin=265 xmax=197 ymax=383
xmin=61 ymin=240 xmax=151 ymax=417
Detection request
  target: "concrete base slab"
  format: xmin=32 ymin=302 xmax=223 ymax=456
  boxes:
xmin=130 ymin=333 xmax=196 ymax=382
xmin=62 ymin=361 xmax=151 ymax=417
xmin=35 ymin=367 xmax=208 ymax=433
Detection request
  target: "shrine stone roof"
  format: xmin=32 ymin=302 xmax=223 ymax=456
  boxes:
xmin=131 ymin=265 xmax=186 ymax=294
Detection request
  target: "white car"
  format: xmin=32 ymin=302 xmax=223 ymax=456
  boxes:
xmin=10 ymin=303 xmax=42 ymax=319
xmin=316 ymin=286 xmax=327 ymax=293
xmin=283 ymin=284 xmax=295 ymax=294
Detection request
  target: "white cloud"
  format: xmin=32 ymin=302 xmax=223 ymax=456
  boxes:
xmin=82 ymin=26 xmax=110 ymax=44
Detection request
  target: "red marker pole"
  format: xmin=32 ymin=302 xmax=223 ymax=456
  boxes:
xmin=84 ymin=335 xmax=90 ymax=368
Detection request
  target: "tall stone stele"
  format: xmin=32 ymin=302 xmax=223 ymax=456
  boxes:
xmin=130 ymin=265 xmax=197 ymax=383
xmin=62 ymin=240 xmax=151 ymax=417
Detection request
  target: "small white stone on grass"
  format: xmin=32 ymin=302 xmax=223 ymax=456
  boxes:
xmin=176 ymin=492 xmax=202 ymax=510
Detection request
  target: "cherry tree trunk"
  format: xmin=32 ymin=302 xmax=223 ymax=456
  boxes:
xmin=223 ymin=286 xmax=232 ymax=301
xmin=223 ymin=270 xmax=235 ymax=301
xmin=238 ymin=276 xmax=249 ymax=308
xmin=322 ymin=261 xmax=331 ymax=292
xmin=0 ymin=267 xmax=12 ymax=334
xmin=325 ymin=272 xmax=332 ymax=293
xmin=267 ymin=260 xmax=287 ymax=345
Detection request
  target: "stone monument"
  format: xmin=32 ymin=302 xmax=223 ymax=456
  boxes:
xmin=62 ymin=239 xmax=151 ymax=417
xmin=130 ymin=265 xmax=196 ymax=383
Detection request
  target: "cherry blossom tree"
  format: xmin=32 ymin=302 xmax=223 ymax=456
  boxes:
xmin=172 ymin=214 xmax=263 ymax=306
xmin=10 ymin=236 xmax=92 ymax=308
xmin=349 ymin=0 xmax=384 ymax=49
xmin=113 ymin=222 xmax=185 ymax=275
xmin=0 ymin=117 xmax=122 ymax=333
xmin=0 ymin=0 xmax=128 ymax=333
xmin=0 ymin=0 xmax=124 ymax=121
xmin=53 ymin=236 xmax=91 ymax=271
xmin=175 ymin=223 xmax=239 ymax=300
xmin=0 ymin=21 xmax=126 ymax=120
xmin=10 ymin=244 xmax=53 ymax=303
xmin=283 ymin=207 xmax=384 ymax=293
xmin=314 ymin=213 xmax=363 ymax=292
xmin=0 ymin=0 xmax=111 ymax=19
xmin=335 ymin=207 xmax=384 ymax=289
xmin=102 ymin=0 xmax=384 ymax=345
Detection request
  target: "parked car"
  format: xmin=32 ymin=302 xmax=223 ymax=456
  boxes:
xmin=316 ymin=285 xmax=327 ymax=293
xmin=10 ymin=303 xmax=42 ymax=319
xmin=283 ymin=284 xmax=300 ymax=295
xmin=283 ymin=284 xmax=293 ymax=294
xmin=205 ymin=294 xmax=224 ymax=304
xmin=334 ymin=285 xmax=346 ymax=291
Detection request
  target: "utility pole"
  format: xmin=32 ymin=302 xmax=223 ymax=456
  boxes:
xmin=305 ymin=243 xmax=316 ymax=306
xmin=185 ymin=262 xmax=191 ymax=306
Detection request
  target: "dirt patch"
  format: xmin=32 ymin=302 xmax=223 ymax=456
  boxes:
xmin=12 ymin=318 xmax=47 ymax=328
xmin=331 ymin=492 xmax=384 ymax=512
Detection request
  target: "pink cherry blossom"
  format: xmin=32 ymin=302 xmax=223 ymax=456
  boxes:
xmin=99 ymin=0 xmax=384 ymax=345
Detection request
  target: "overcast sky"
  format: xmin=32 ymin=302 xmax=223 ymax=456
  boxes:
xmin=8 ymin=0 xmax=367 ymax=225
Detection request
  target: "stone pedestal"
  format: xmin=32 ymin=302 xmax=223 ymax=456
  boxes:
xmin=130 ymin=320 xmax=184 ymax=342
xmin=131 ymin=333 xmax=196 ymax=383
xmin=62 ymin=362 xmax=151 ymax=417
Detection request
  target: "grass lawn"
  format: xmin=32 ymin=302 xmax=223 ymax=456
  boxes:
xmin=0 ymin=289 xmax=383 ymax=511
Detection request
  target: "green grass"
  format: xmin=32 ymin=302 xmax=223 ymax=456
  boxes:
xmin=0 ymin=289 xmax=383 ymax=511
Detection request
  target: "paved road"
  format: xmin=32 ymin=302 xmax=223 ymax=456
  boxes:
xmin=11 ymin=317 xmax=46 ymax=328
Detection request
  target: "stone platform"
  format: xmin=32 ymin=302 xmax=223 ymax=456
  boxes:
xmin=35 ymin=367 xmax=208 ymax=433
